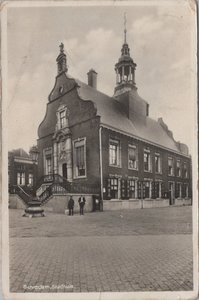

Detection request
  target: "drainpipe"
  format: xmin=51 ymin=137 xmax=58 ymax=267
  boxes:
xmin=99 ymin=126 xmax=103 ymax=210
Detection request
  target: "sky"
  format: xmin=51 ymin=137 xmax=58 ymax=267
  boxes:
xmin=6 ymin=1 xmax=197 ymax=155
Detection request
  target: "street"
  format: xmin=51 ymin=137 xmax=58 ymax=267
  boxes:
xmin=9 ymin=206 xmax=193 ymax=292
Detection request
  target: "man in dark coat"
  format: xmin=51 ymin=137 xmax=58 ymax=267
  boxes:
xmin=78 ymin=195 xmax=86 ymax=215
xmin=68 ymin=196 xmax=74 ymax=216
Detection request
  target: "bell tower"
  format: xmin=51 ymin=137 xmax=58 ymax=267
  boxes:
xmin=114 ymin=14 xmax=137 ymax=96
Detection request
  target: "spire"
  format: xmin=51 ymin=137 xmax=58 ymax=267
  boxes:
xmin=56 ymin=42 xmax=68 ymax=75
xmin=124 ymin=12 xmax=127 ymax=44
xmin=114 ymin=16 xmax=137 ymax=96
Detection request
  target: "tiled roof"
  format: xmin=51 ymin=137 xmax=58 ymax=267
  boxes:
xmin=76 ymin=79 xmax=185 ymax=154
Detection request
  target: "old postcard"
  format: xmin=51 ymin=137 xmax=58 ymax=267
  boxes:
xmin=1 ymin=0 xmax=198 ymax=299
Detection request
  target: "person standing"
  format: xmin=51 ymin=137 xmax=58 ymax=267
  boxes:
xmin=78 ymin=195 xmax=86 ymax=215
xmin=68 ymin=196 xmax=74 ymax=216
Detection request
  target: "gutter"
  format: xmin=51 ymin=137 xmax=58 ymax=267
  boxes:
xmin=99 ymin=126 xmax=103 ymax=205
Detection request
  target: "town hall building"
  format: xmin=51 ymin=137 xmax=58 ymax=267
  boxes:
xmin=36 ymin=31 xmax=192 ymax=208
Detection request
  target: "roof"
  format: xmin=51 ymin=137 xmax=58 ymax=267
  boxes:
xmin=75 ymin=79 xmax=186 ymax=155
xmin=10 ymin=148 xmax=30 ymax=158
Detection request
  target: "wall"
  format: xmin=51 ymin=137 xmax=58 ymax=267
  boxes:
xmin=103 ymin=199 xmax=170 ymax=210
xmin=44 ymin=193 xmax=94 ymax=214
xmin=101 ymin=127 xmax=192 ymax=200
xmin=37 ymin=75 xmax=101 ymax=188
xmin=9 ymin=194 xmax=26 ymax=209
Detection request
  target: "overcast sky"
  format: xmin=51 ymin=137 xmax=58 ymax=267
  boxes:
xmin=6 ymin=1 xmax=197 ymax=154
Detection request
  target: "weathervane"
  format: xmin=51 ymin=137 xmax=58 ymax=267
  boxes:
xmin=124 ymin=12 xmax=127 ymax=43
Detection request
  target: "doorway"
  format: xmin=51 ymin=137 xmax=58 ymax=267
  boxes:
xmin=62 ymin=163 xmax=67 ymax=179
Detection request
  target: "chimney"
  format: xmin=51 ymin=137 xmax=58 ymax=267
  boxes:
xmin=87 ymin=69 xmax=97 ymax=89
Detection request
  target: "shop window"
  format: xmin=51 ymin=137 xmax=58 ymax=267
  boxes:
xmin=109 ymin=139 xmax=121 ymax=167
xmin=128 ymin=145 xmax=138 ymax=170
xmin=73 ymin=138 xmax=86 ymax=178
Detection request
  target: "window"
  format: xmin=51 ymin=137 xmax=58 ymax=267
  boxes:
xmin=155 ymin=153 xmax=162 ymax=173
xmin=44 ymin=148 xmax=53 ymax=176
xmin=176 ymin=160 xmax=181 ymax=177
xmin=109 ymin=139 xmax=121 ymax=167
xmin=144 ymin=149 xmax=152 ymax=172
xmin=128 ymin=145 xmax=138 ymax=170
xmin=46 ymin=157 xmax=52 ymax=175
xmin=110 ymin=178 xmax=118 ymax=198
xmin=74 ymin=138 xmax=86 ymax=178
xmin=144 ymin=181 xmax=150 ymax=198
xmin=154 ymin=181 xmax=162 ymax=198
xmin=184 ymin=184 xmax=189 ymax=198
xmin=168 ymin=157 xmax=174 ymax=176
xmin=28 ymin=173 xmax=34 ymax=186
xmin=17 ymin=172 xmax=25 ymax=186
xmin=56 ymin=104 xmax=69 ymax=131
xmin=184 ymin=163 xmax=188 ymax=178
xmin=129 ymin=180 xmax=137 ymax=198
xmin=176 ymin=183 xmax=182 ymax=198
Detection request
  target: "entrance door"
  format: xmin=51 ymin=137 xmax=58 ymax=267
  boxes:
xmin=62 ymin=163 xmax=67 ymax=179
xmin=169 ymin=182 xmax=174 ymax=205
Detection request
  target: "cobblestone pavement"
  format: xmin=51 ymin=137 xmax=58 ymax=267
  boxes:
xmin=9 ymin=207 xmax=193 ymax=292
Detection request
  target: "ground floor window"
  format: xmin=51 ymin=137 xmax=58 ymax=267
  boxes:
xmin=176 ymin=183 xmax=182 ymax=198
xmin=143 ymin=181 xmax=151 ymax=198
xmin=28 ymin=173 xmax=34 ymax=186
xmin=184 ymin=184 xmax=189 ymax=198
xmin=107 ymin=178 xmax=119 ymax=199
xmin=17 ymin=172 xmax=25 ymax=186
xmin=153 ymin=181 xmax=162 ymax=198
xmin=128 ymin=179 xmax=137 ymax=198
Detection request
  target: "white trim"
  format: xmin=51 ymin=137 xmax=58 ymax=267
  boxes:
xmin=109 ymin=138 xmax=121 ymax=168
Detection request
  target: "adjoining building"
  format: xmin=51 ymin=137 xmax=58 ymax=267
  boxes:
xmin=36 ymin=30 xmax=192 ymax=210
xmin=8 ymin=147 xmax=38 ymax=191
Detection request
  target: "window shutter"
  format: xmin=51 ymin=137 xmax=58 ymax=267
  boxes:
xmin=127 ymin=180 xmax=130 ymax=198
xmin=152 ymin=181 xmax=156 ymax=199
xmin=138 ymin=181 xmax=141 ymax=199
xmin=121 ymin=179 xmax=125 ymax=198
xmin=161 ymin=182 xmax=164 ymax=198
xmin=143 ymin=182 xmax=146 ymax=199
xmin=107 ymin=179 xmax=111 ymax=198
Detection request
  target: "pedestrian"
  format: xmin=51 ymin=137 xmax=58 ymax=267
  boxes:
xmin=68 ymin=196 xmax=74 ymax=216
xmin=78 ymin=195 xmax=86 ymax=215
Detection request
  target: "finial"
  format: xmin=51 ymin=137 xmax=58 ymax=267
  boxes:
xmin=59 ymin=42 xmax=64 ymax=53
xmin=124 ymin=12 xmax=127 ymax=44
